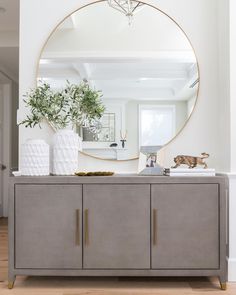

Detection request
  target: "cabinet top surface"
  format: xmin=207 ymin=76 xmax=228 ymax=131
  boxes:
xmin=10 ymin=174 xmax=227 ymax=185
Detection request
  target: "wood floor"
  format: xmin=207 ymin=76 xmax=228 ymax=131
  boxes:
xmin=0 ymin=218 xmax=235 ymax=295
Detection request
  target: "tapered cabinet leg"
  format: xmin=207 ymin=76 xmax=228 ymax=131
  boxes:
xmin=8 ymin=275 xmax=16 ymax=289
xmin=219 ymin=275 xmax=227 ymax=291
xmin=8 ymin=281 xmax=15 ymax=289
xmin=220 ymin=282 xmax=227 ymax=291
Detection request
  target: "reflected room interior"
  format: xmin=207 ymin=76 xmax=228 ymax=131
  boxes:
xmin=38 ymin=1 xmax=199 ymax=161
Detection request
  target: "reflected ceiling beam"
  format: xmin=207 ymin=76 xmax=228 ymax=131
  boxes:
xmin=41 ymin=51 xmax=197 ymax=63
xmin=102 ymin=96 xmax=182 ymax=101
xmin=89 ymin=70 xmax=188 ymax=80
xmin=38 ymin=51 xmax=198 ymax=101
xmin=59 ymin=15 xmax=76 ymax=29
xmin=70 ymin=14 xmax=77 ymax=28
xmin=39 ymin=61 xmax=190 ymax=80
xmin=174 ymin=73 xmax=199 ymax=100
xmin=72 ymin=63 xmax=85 ymax=80
xmin=173 ymin=63 xmax=199 ymax=99
xmin=72 ymin=63 xmax=96 ymax=88
xmin=187 ymin=63 xmax=198 ymax=79
xmin=39 ymin=71 xmax=188 ymax=81
xmin=102 ymin=88 xmax=175 ymax=100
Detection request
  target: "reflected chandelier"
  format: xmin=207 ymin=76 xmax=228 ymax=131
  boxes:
xmin=107 ymin=0 xmax=144 ymax=24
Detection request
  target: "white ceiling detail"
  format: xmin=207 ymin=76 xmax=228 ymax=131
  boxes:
xmin=39 ymin=1 xmax=199 ymax=102
xmin=39 ymin=54 xmax=197 ymax=101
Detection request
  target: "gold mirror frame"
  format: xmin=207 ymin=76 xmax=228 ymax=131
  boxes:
xmin=36 ymin=0 xmax=200 ymax=162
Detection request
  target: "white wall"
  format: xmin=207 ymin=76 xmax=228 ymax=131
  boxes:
xmin=19 ymin=0 xmax=223 ymax=172
xmin=229 ymin=0 xmax=236 ymax=172
xmin=220 ymin=0 xmax=236 ymax=282
xmin=218 ymin=0 xmax=230 ymax=172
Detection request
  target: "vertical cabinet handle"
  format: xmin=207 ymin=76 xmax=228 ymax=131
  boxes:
xmin=84 ymin=209 xmax=89 ymax=246
xmin=76 ymin=209 xmax=80 ymax=246
xmin=153 ymin=209 xmax=157 ymax=246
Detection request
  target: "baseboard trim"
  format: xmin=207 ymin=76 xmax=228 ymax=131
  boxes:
xmin=228 ymin=258 xmax=236 ymax=281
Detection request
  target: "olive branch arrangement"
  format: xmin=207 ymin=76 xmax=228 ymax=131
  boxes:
xmin=20 ymin=81 xmax=105 ymax=131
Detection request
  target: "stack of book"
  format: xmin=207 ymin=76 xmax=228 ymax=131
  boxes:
xmin=164 ymin=168 xmax=216 ymax=177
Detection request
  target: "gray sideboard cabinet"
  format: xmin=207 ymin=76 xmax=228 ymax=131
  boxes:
xmin=8 ymin=176 xmax=228 ymax=290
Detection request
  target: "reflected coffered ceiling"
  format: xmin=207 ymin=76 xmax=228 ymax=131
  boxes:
xmin=39 ymin=2 xmax=198 ymax=102
xmin=39 ymin=55 xmax=198 ymax=101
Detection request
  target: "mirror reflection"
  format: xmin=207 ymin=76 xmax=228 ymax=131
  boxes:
xmin=81 ymin=113 xmax=116 ymax=142
xmin=38 ymin=1 xmax=199 ymax=160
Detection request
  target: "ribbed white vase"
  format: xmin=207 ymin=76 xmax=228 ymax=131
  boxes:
xmin=21 ymin=139 xmax=50 ymax=176
xmin=53 ymin=129 xmax=79 ymax=175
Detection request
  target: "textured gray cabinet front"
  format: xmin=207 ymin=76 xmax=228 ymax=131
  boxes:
xmin=83 ymin=184 xmax=150 ymax=269
xmin=151 ymin=184 xmax=219 ymax=269
xmin=9 ymin=176 xmax=227 ymax=290
xmin=15 ymin=185 xmax=83 ymax=269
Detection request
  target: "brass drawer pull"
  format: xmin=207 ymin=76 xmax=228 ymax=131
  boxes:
xmin=76 ymin=209 xmax=80 ymax=246
xmin=85 ymin=209 xmax=89 ymax=246
xmin=153 ymin=209 xmax=157 ymax=246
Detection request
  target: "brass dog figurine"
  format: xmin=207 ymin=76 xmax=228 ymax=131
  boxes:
xmin=172 ymin=152 xmax=209 ymax=169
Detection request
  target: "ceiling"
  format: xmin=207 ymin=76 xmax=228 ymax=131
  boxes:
xmin=0 ymin=0 xmax=19 ymax=82
xmin=39 ymin=56 xmax=198 ymax=101
xmin=39 ymin=2 xmax=198 ymax=101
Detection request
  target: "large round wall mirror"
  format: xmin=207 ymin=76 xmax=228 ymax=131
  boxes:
xmin=38 ymin=0 xmax=199 ymax=161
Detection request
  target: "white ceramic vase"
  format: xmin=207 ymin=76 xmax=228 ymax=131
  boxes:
xmin=53 ymin=129 xmax=79 ymax=175
xmin=21 ymin=139 xmax=50 ymax=176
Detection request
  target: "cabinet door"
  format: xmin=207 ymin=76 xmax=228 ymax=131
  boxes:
xmin=83 ymin=184 xmax=150 ymax=269
xmin=151 ymin=184 xmax=219 ymax=269
xmin=15 ymin=185 xmax=82 ymax=269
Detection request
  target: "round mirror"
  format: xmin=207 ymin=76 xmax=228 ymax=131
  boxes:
xmin=38 ymin=0 xmax=199 ymax=161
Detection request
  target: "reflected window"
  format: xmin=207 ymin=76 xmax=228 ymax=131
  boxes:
xmin=82 ymin=113 xmax=115 ymax=142
xmin=139 ymin=105 xmax=175 ymax=146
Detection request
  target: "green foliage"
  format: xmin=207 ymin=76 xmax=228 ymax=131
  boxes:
xmin=20 ymin=81 xmax=105 ymax=130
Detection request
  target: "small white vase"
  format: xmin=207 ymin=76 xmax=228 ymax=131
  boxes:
xmin=53 ymin=129 xmax=79 ymax=175
xmin=21 ymin=139 xmax=50 ymax=176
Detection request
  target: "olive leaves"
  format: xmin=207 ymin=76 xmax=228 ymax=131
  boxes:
xmin=20 ymin=81 xmax=105 ymax=130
